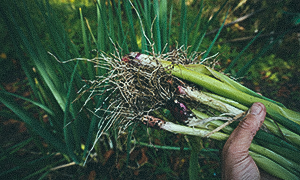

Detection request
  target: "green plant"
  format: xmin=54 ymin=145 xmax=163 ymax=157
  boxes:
xmin=0 ymin=0 xmax=101 ymax=178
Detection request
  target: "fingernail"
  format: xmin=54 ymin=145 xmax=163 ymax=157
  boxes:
xmin=250 ymin=103 xmax=263 ymax=115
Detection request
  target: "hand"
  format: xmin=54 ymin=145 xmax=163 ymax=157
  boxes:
xmin=222 ymin=102 xmax=276 ymax=180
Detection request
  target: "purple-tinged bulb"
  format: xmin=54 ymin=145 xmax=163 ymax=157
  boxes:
xmin=177 ymin=86 xmax=187 ymax=95
xmin=134 ymin=52 xmax=142 ymax=60
xmin=121 ymin=52 xmax=157 ymax=67
xmin=166 ymin=99 xmax=190 ymax=123
xmin=121 ymin=52 xmax=140 ymax=63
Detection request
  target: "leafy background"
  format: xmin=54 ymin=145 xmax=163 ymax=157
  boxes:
xmin=0 ymin=0 xmax=299 ymax=179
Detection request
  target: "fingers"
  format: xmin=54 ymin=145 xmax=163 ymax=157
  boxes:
xmin=222 ymin=102 xmax=266 ymax=180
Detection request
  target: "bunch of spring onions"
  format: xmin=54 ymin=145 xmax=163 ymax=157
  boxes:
xmin=118 ymin=51 xmax=300 ymax=179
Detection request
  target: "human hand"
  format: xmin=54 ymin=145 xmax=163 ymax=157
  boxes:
xmin=222 ymin=102 xmax=277 ymax=180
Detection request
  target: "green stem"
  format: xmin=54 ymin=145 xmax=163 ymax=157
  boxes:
xmin=249 ymin=151 xmax=299 ymax=180
xmin=156 ymin=60 xmax=300 ymax=139
xmin=188 ymin=136 xmax=202 ymax=180
xmin=263 ymin=118 xmax=300 ymax=147
xmin=182 ymin=86 xmax=243 ymax=114
xmin=161 ymin=122 xmax=229 ymax=141
xmin=185 ymin=88 xmax=300 ymax=148
xmin=202 ymin=91 xmax=248 ymax=111
xmin=250 ymin=143 xmax=300 ymax=177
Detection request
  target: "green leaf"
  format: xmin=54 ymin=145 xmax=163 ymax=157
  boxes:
xmin=188 ymin=0 xmax=204 ymax=37
xmin=0 ymin=93 xmax=67 ymax=155
xmin=188 ymin=136 xmax=202 ymax=180
xmin=235 ymin=28 xmax=293 ymax=78
xmin=153 ymin=0 xmax=161 ymax=52
xmin=80 ymin=7 xmax=94 ymax=80
xmin=179 ymin=0 xmax=187 ymax=48
xmin=224 ymin=31 xmax=263 ymax=74
xmin=0 ymin=91 xmax=54 ymax=116
xmin=202 ymin=7 xmax=229 ymax=60
xmin=190 ymin=0 xmax=228 ymax=53
xmin=167 ymin=3 xmax=173 ymax=52
xmin=124 ymin=0 xmax=139 ymax=51
xmin=159 ymin=0 xmax=168 ymax=52
xmin=63 ymin=60 xmax=80 ymax=164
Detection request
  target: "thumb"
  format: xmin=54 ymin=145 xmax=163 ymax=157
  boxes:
xmin=222 ymin=102 xmax=266 ymax=180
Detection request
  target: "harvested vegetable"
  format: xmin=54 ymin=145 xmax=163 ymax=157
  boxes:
xmin=83 ymin=48 xmax=300 ymax=179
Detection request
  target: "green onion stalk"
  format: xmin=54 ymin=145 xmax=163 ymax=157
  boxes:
xmin=121 ymin=52 xmax=300 ymax=179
